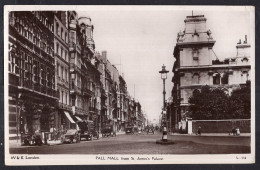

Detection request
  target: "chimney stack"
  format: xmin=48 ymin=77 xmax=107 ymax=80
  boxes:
xmin=244 ymin=35 xmax=247 ymax=44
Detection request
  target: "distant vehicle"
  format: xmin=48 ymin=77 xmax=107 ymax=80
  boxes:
xmin=147 ymin=126 xmax=154 ymax=134
xmin=125 ymin=125 xmax=134 ymax=134
xmin=101 ymin=124 xmax=116 ymax=137
xmin=77 ymin=120 xmax=99 ymax=141
xmin=61 ymin=129 xmax=80 ymax=144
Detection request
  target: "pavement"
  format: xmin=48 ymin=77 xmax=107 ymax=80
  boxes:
xmin=9 ymin=130 xmax=128 ymax=148
xmin=171 ymin=132 xmax=251 ymax=137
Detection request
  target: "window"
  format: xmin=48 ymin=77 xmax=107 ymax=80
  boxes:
xmin=241 ymin=71 xmax=248 ymax=84
xmin=65 ymin=69 xmax=67 ymax=81
xmin=59 ymin=90 xmax=61 ymax=102
xmin=61 ymin=91 xmax=64 ymax=103
xmin=192 ymin=73 xmax=199 ymax=84
xmin=61 ymin=47 xmax=63 ymax=58
xmin=65 ymin=51 xmax=68 ymax=61
xmin=57 ymin=63 xmax=60 ymax=77
xmin=65 ymin=32 xmax=67 ymax=42
xmin=67 ymin=70 xmax=69 ymax=82
xmin=56 ymin=43 xmax=59 ymax=54
xmin=61 ymin=28 xmax=63 ymax=39
xmin=60 ymin=66 xmax=63 ymax=79
xmin=67 ymin=93 xmax=69 ymax=105
xmin=221 ymin=73 xmax=229 ymax=84
xmin=192 ymin=48 xmax=199 ymax=60
xmin=213 ymin=73 xmax=220 ymax=85
xmin=65 ymin=92 xmax=67 ymax=104
xmin=56 ymin=23 xmax=59 ymax=35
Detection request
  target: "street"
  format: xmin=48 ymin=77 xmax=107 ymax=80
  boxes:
xmin=9 ymin=132 xmax=250 ymax=154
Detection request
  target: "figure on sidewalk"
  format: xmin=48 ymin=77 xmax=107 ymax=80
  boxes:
xmin=197 ymin=126 xmax=201 ymax=135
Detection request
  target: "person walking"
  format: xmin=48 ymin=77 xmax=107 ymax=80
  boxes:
xmin=197 ymin=126 xmax=201 ymax=135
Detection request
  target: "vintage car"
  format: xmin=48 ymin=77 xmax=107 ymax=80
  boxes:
xmin=125 ymin=126 xmax=134 ymax=134
xmin=146 ymin=126 xmax=154 ymax=134
xmin=77 ymin=120 xmax=99 ymax=141
xmin=101 ymin=124 xmax=116 ymax=137
xmin=61 ymin=129 xmax=80 ymax=144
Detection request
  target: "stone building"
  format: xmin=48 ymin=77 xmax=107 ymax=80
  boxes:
xmin=119 ymin=75 xmax=127 ymax=131
xmin=8 ymin=11 xmax=58 ymax=139
xmin=54 ymin=11 xmax=73 ymax=131
xmin=8 ymin=11 xmax=145 ymax=140
xmin=171 ymin=14 xmax=251 ymax=131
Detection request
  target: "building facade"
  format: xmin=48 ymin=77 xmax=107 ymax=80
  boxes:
xmin=8 ymin=11 xmax=58 ymax=139
xmin=171 ymin=14 xmax=251 ymax=132
xmin=8 ymin=11 xmax=146 ymax=140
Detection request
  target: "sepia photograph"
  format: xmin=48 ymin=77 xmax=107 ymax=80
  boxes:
xmin=4 ymin=5 xmax=255 ymax=165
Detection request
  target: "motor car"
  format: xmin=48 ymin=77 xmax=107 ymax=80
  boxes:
xmin=125 ymin=126 xmax=134 ymax=134
xmin=101 ymin=124 xmax=116 ymax=137
xmin=147 ymin=126 xmax=154 ymax=134
xmin=61 ymin=129 xmax=80 ymax=144
xmin=77 ymin=120 xmax=99 ymax=141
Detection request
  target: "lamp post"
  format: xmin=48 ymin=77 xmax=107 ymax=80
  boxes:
xmin=159 ymin=65 xmax=169 ymax=141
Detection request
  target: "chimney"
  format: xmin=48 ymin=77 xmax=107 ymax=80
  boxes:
xmin=244 ymin=35 xmax=247 ymax=44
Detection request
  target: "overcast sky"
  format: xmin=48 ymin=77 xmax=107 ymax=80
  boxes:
xmin=77 ymin=7 xmax=252 ymax=124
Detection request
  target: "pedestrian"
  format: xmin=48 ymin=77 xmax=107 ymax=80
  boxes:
xmin=236 ymin=127 xmax=240 ymax=136
xmin=231 ymin=127 xmax=236 ymax=136
xmin=197 ymin=126 xmax=201 ymax=135
xmin=50 ymin=125 xmax=55 ymax=140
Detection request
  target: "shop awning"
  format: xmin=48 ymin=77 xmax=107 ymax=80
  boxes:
xmin=75 ymin=116 xmax=83 ymax=122
xmin=64 ymin=111 xmax=75 ymax=123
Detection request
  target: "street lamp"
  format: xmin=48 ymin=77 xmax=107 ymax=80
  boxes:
xmin=159 ymin=65 xmax=169 ymax=142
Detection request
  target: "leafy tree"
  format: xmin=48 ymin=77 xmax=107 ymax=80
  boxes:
xmin=188 ymin=86 xmax=230 ymax=120
xmin=228 ymin=81 xmax=251 ymax=119
xmin=188 ymin=82 xmax=251 ymax=120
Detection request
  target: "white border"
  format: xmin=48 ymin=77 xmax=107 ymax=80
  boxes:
xmin=4 ymin=5 xmax=255 ymax=165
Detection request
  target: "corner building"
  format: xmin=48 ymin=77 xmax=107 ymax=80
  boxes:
xmin=171 ymin=15 xmax=251 ymax=131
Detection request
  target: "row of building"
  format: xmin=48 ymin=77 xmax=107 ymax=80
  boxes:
xmin=164 ymin=14 xmax=251 ymax=132
xmin=8 ymin=11 xmax=146 ymax=140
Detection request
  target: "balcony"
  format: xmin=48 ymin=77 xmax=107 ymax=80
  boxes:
xmin=82 ymin=87 xmax=94 ymax=97
xmin=58 ymin=102 xmax=72 ymax=111
xmin=20 ymin=79 xmax=58 ymax=99
xmin=72 ymin=106 xmax=87 ymax=116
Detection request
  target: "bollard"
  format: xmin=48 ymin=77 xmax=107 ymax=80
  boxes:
xmin=162 ymin=126 xmax=167 ymax=141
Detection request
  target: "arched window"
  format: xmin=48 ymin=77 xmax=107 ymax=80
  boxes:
xmin=213 ymin=73 xmax=220 ymax=85
xmin=221 ymin=73 xmax=229 ymax=84
xmin=193 ymin=89 xmax=200 ymax=95
xmin=241 ymin=71 xmax=248 ymax=84
xmin=192 ymin=73 xmax=199 ymax=84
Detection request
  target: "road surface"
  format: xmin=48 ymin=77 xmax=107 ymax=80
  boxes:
xmin=9 ymin=132 xmax=250 ymax=154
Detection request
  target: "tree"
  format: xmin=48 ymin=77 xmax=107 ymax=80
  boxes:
xmin=188 ymin=86 xmax=229 ymax=120
xmin=228 ymin=81 xmax=251 ymax=119
xmin=188 ymin=82 xmax=251 ymax=120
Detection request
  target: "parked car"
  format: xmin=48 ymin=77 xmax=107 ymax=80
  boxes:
xmin=125 ymin=126 xmax=134 ymax=134
xmin=61 ymin=129 xmax=80 ymax=144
